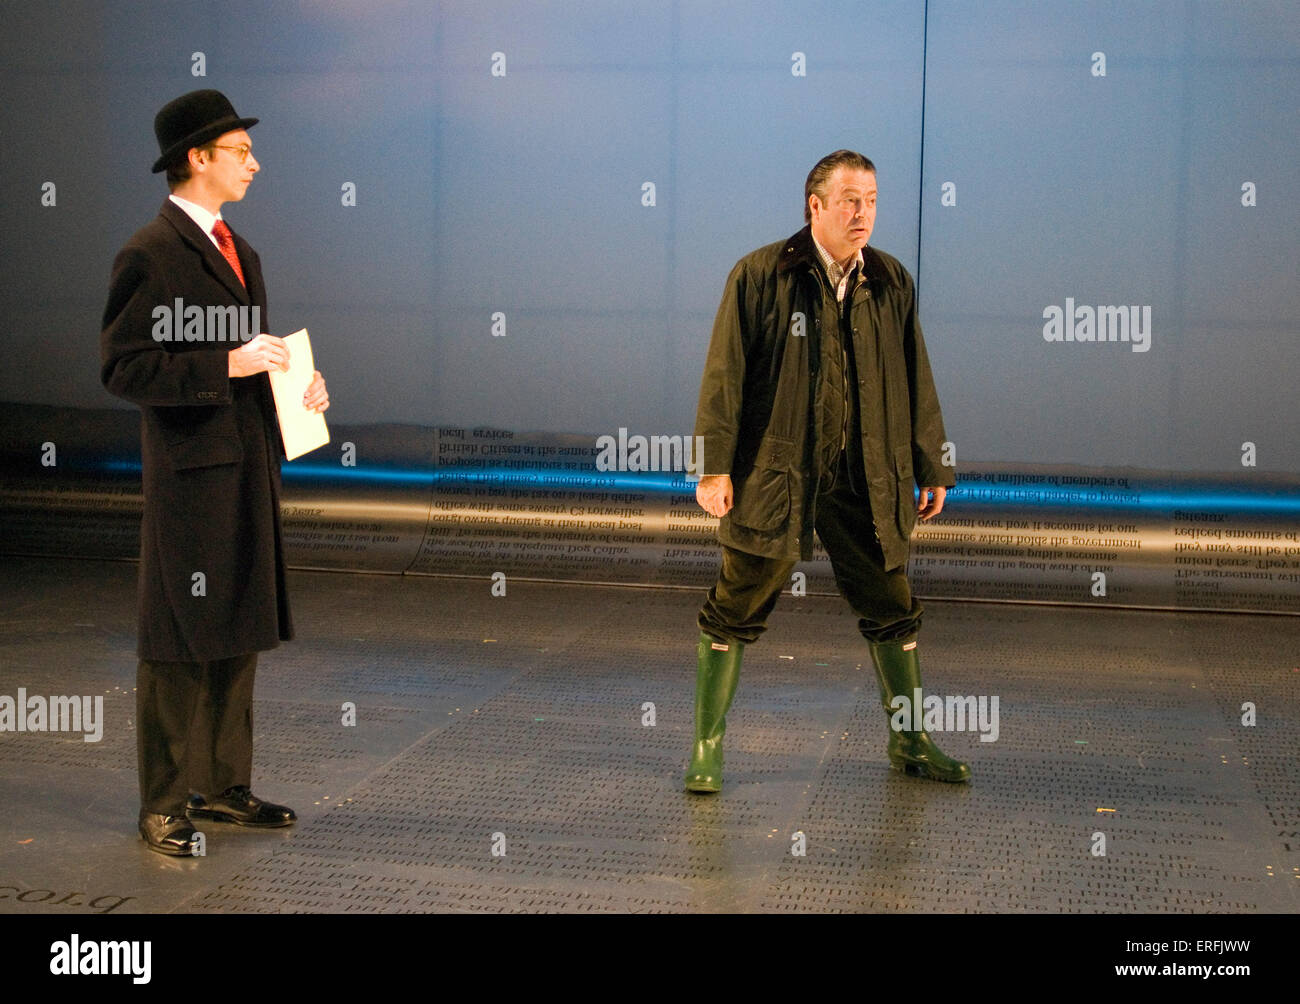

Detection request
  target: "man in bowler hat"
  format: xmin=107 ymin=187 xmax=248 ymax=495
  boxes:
xmin=101 ymin=89 xmax=329 ymax=854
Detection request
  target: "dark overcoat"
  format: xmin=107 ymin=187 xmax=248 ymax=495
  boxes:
xmin=100 ymin=199 xmax=292 ymax=662
xmin=694 ymin=225 xmax=955 ymax=570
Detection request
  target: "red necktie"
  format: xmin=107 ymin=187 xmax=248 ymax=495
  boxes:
xmin=212 ymin=219 xmax=246 ymax=287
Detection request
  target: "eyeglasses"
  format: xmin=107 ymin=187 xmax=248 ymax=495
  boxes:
xmin=210 ymin=144 xmax=254 ymax=164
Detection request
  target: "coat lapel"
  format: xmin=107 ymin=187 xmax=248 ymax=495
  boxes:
xmin=232 ymin=230 xmax=267 ymax=311
xmin=158 ymin=199 xmax=252 ymax=306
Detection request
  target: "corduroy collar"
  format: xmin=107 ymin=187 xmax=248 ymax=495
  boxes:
xmin=776 ymin=225 xmax=898 ymax=288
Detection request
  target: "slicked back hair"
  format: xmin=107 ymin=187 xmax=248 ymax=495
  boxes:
xmin=804 ymin=150 xmax=875 ymax=223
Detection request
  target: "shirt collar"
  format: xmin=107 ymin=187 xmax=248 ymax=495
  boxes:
xmin=811 ymin=234 xmax=864 ymax=285
xmin=168 ymin=193 xmax=223 ymax=240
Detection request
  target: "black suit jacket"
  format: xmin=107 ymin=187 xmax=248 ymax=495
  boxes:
xmin=101 ymin=198 xmax=292 ymax=661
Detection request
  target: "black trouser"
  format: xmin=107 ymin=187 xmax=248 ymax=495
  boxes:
xmin=136 ymin=653 xmax=257 ymax=814
xmin=699 ymin=452 xmax=922 ymax=646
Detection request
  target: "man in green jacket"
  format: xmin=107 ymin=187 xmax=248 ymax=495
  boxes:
xmin=685 ymin=149 xmax=968 ymax=792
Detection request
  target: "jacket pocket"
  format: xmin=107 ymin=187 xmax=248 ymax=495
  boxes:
xmin=160 ymin=406 xmax=243 ymax=471
xmin=166 ymin=434 xmax=243 ymax=471
xmin=731 ymin=434 xmax=794 ymax=532
xmin=893 ymin=445 xmax=916 ymax=538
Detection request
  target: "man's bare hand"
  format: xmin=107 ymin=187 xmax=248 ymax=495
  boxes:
xmin=229 ymin=334 xmax=290 ymax=377
xmin=697 ymin=474 xmax=733 ymax=518
xmin=917 ymin=485 xmax=947 ymax=521
xmin=303 ymin=370 xmax=329 ymax=413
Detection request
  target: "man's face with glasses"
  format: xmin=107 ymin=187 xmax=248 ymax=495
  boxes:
xmin=194 ymin=129 xmax=259 ymax=205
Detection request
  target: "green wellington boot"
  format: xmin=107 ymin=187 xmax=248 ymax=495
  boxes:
xmin=683 ymin=632 xmax=743 ymax=793
xmin=868 ymin=638 xmax=971 ymax=783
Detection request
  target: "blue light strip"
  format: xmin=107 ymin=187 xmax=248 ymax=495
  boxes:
xmin=945 ymin=479 xmax=1298 ymax=514
xmin=90 ymin=460 xmax=1298 ymax=514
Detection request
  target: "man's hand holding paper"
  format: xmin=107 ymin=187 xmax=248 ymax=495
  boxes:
xmin=302 ymin=370 xmax=329 ymax=413
xmin=266 ymin=328 xmax=330 ymax=460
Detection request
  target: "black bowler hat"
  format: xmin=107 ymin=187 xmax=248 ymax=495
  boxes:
xmin=151 ymin=89 xmax=258 ymax=173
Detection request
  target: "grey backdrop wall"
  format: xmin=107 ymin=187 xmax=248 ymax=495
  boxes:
xmin=4 ymin=1 xmax=1296 ymax=467
xmin=2 ymin=1 xmax=1297 ymax=612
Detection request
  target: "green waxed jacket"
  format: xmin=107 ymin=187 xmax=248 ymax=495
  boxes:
xmin=693 ymin=225 xmax=955 ymax=570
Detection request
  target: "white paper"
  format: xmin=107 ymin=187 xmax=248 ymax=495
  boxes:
xmin=267 ymin=328 xmax=330 ymax=461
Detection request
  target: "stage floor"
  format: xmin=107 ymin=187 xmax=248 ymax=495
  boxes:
xmin=2 ymin=556 xmax=1296 ymax=914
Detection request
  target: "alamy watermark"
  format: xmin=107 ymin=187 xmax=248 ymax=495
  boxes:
xmin=49 ymin=935 xmax=150 ymax=983
xmin=1042 ymin=298 xmax=1151 ymax=353
xmin=890 ymin=690 xmax=999 ymax=742
xmin=594 ymin=428 xmax=704 ymax=479
xmin=151 ymin=298 xmax=260 ymax=342
xmin=0 ymin=689 xmax=103 ymax=742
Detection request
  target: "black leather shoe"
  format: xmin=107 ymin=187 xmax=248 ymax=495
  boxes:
xmin=187 ymin=786 xmax=296 ymax=827
xmin=139 ymin=810 xmax=201 ymax=856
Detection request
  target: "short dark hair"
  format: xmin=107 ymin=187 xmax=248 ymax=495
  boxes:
xmin=804 ymin=150 xmax=875 ymax=223
xmin=165 ymin=142 xmax=217 ymax=190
